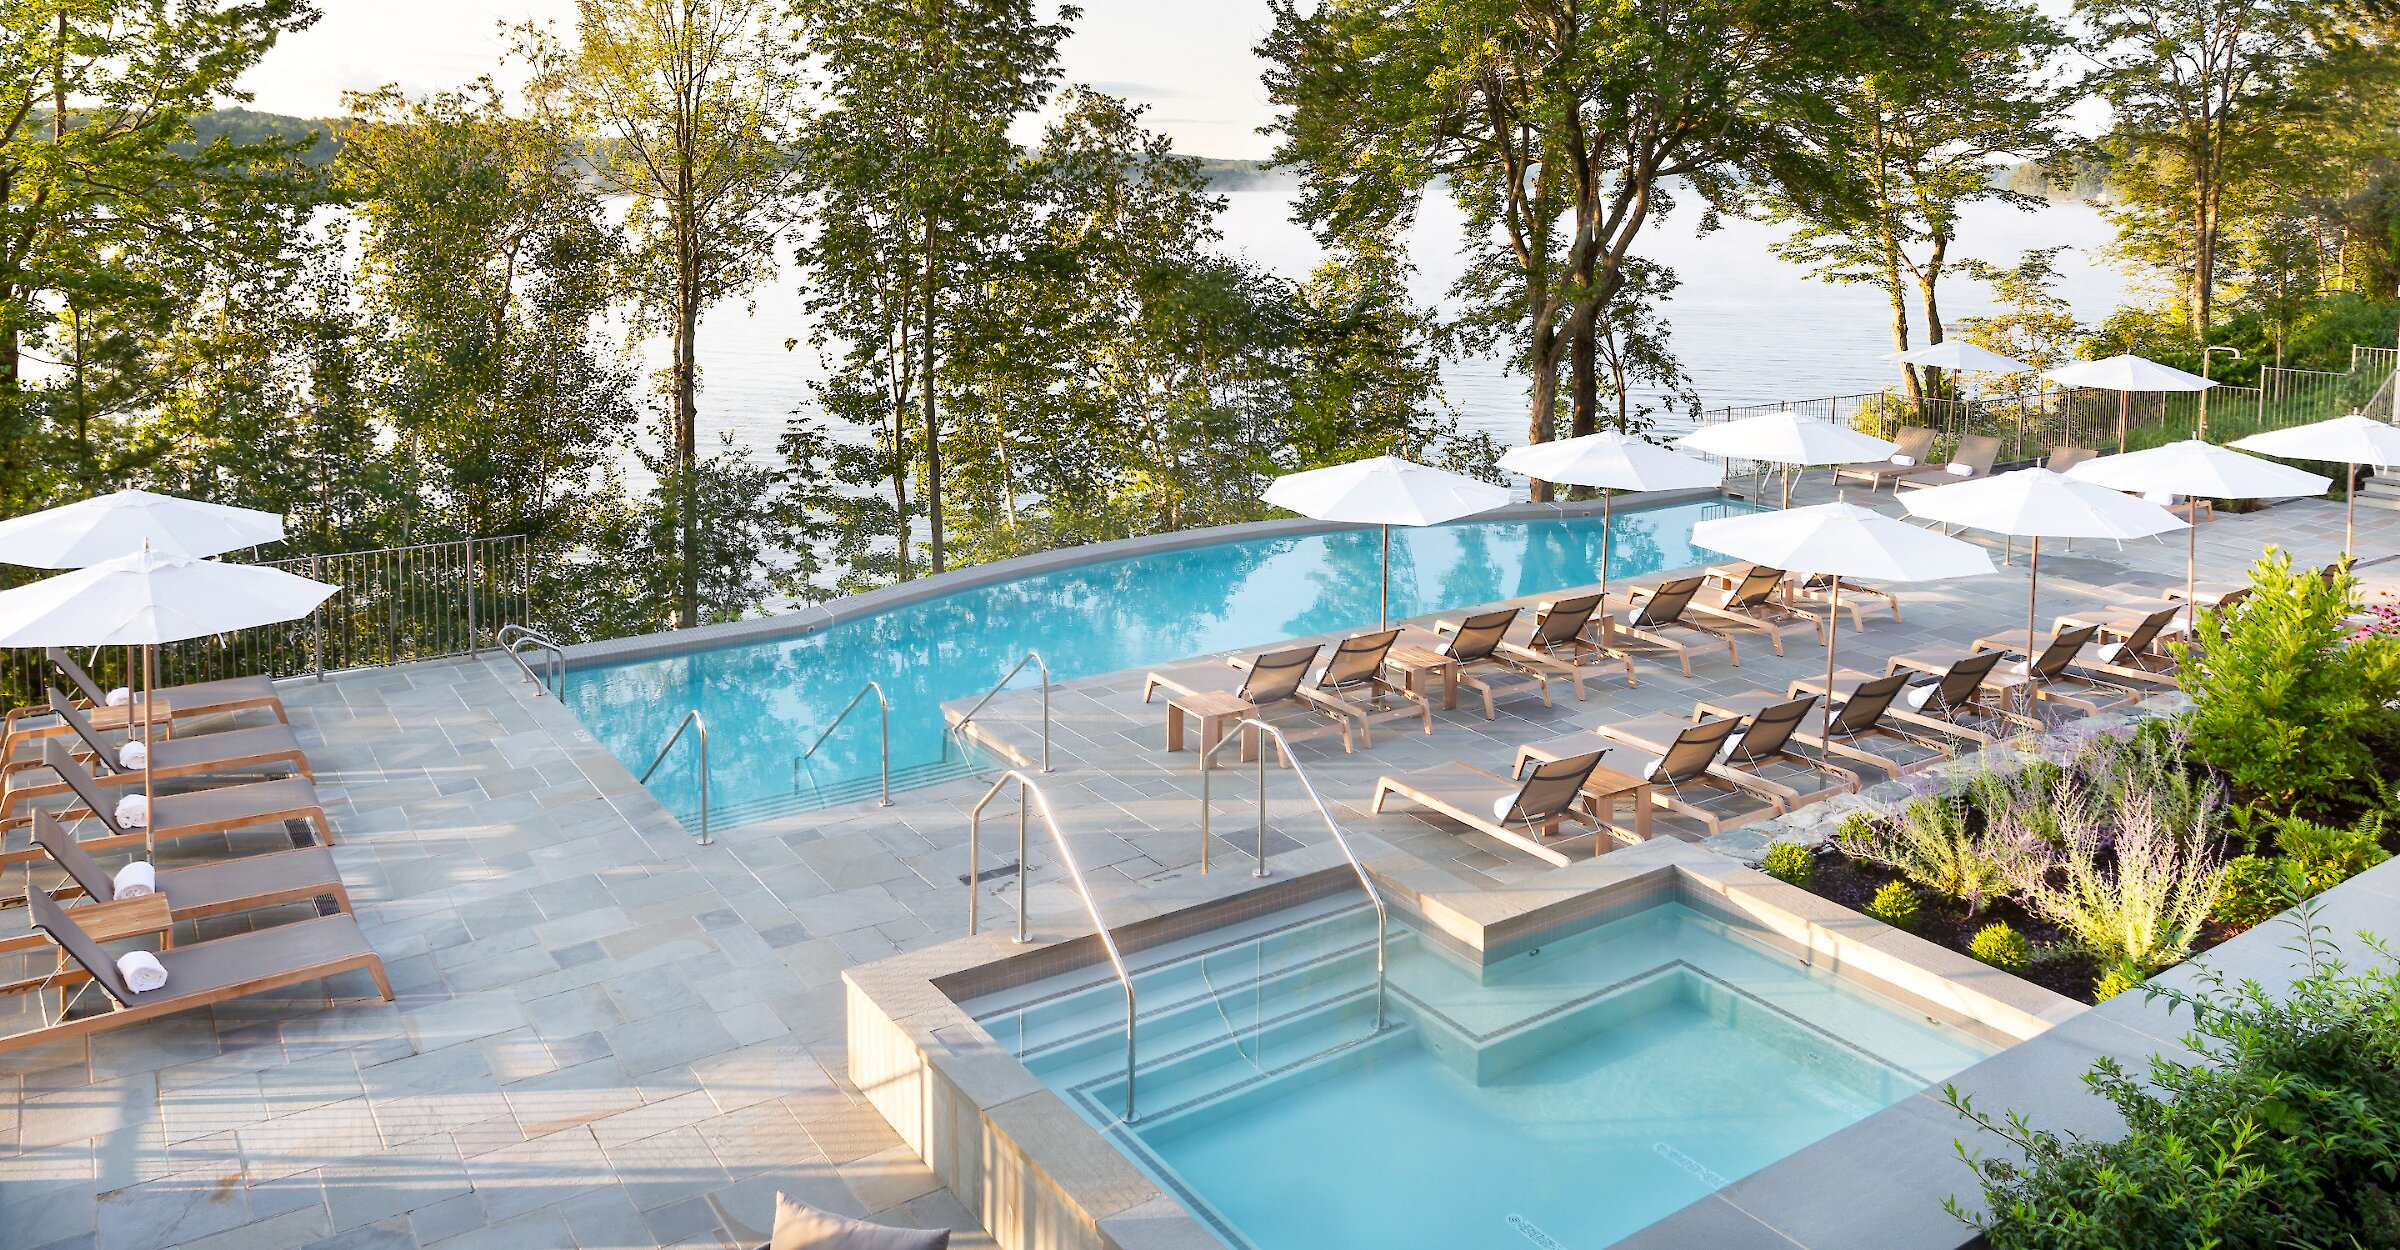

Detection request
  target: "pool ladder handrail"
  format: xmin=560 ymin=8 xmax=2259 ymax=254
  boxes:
xmin=1199 ymin=720 xmax=1388 ymax=1032
xmin=640 ymin=708 xmax=712 ymax=846
xmin=950 ymin=650 xmax=1052 ymax=773
xmin=797 ymin=680 xmax=893 ymax=807
xmin=968 ymin=770 xmax=1139 ymax=1122
xmin=495 ymin=625 xmax=565 ymax=695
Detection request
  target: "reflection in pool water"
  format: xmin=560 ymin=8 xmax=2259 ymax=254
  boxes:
xmin=563 ymin=498 xmax=1752 ymax=824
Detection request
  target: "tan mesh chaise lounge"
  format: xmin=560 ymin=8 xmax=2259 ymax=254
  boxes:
xmin=1877 ymin=648 xmax=2013 ymax=744
xmin=1901 ymin=625 xmax=2134 ymax=726
xmin=1707 ymin=562 xmax=1902 ymax=629
xmin=1370 ymin=749 xmax=1611 ymax=867
xmin=1690 ymin=565 xmax=1825 ymax=657
xmin=29 ymin=808 xmax=353 ymax=918
xmin=2 ymin=688 xmax=310 ymax=828
xmin=1142 ymin=644 xmax=1335 ymax=755
xmin=1832 ymin=426 xmax=1937 ymax=492
xmin=2045 ymin=445 xmax=2097 ymax=473
xmin=1487 ymin=593 xmax=1636 ymax=698
xmin=1893 ymin=434 xmax=2003 ymax=492
xmin=1417 ymin=608 xmax=1558 ymax=719
xmin=47 ymin=646 xmax=287 ymax=724
xmin=2 ymin=887 xmax=388 ymax=1054
xmin=1590 ymin=714 xmax=1782 ymax=835
xmin=1294 ymin=629 xmax=1428 ymax=748
xmin=1700 ymin=694 xmax=1860 ymax=810
xmin=4 ymin=740 xmax=334 ymax=870
xmin=1604 ymin=576 xmax=1739 ymax=677
xmin=1774 ymin=671 xmax=1980 ymax=778
xmin=2049 ymin=603 xmax=2182 ymax=686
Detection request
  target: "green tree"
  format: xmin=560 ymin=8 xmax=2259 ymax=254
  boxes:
xmin=0 ymin=0 xmax=322 ymax=514
xmin=1959 ymin=247 xmax=2083 ymax=394
xmin=793 ymin=0 xmax=1071 ymax=578
xmin=525 ymin=0 xmax=802 ymax=627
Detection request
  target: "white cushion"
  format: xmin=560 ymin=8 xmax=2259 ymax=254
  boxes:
xmin=2097 ymin=642 xmax=2127 ymax=663
xmin=1889 ymin=454 xmax=1917 ymax=467
xmin=1944 ymin=462 xmax=1973 ymax=477
xmin=1493 ymin=795 xmax=1517 ymax=823
xmin=2142 ymin=490 xmax=2177 ymax=505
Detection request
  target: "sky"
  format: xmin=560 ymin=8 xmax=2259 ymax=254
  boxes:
xmin=244 ymin=0 xmax=1286 ymax=159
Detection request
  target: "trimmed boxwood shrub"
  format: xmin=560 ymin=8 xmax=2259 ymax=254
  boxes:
xmin=1970 ymin=921 xmax=2031 ymax=972
xmin=1761 ymin=841 xmax=1814 ymax=886
xmin=1865 ymin=880 xmax=1920 ymax=931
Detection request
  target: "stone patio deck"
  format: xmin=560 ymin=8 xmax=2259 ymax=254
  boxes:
xmin=0 ymin=482 xmax=2389 ymax=1250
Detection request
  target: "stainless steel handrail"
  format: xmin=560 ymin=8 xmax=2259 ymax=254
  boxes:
xmin=1200 ymin=719 xmax=1388 ymax=1031
xmin=950 ymin=650 xmax=1052 ymax=773
xmin=496 ymin=625 xmax=565 ymax=695
xmin=968 ymin=770 xmax=1139 ymax=1121
xmin=639 ymin=709 xmax=711 ymax=845
xmin=800 ymin=680 xmax=892 ymax=807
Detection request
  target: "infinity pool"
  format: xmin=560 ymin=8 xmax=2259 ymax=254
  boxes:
xmin=563 ymin=498 xmax=1749 ymax=823
xmin=970 ymin=900 xmax=1996 ymax=1250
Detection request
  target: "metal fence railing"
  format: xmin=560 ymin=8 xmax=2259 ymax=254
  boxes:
xmin=0 ymin=534 xmax=531 ymax=713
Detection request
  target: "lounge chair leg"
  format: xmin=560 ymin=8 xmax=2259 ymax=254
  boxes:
xmin=1369 ymin=782 xmax=1394 ymax=814
xmin=365 ymin=955 xmax=394 ymax=1001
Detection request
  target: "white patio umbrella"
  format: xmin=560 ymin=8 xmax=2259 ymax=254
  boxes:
xmin=0 ymin=488 xmax=284 ymax=568
xmin=1902 ymin=468 xmax=2187 ymax=658
xmin=0 ymin=549 xmax=338 ymax=847
xmin=1677 ymin=413 xmax=1897 ymax=508
xmin=1692 ymin=500 xmax=1994 ymax=746
xmin=2231 ymin=413 xmax=2400 ymax=556
xmin=2066 ymin=440 xmax=2331 ymax=613
xmin=2043 ymin=355 xmax=2216 ymax=454
xmin=1500 ymin=433 xmax=1723 ymax=604
xmin=1262 ymin=455 xmax=1511 ymax=628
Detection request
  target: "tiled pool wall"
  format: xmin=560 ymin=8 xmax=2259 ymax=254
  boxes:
xmin=843 ymin=838 xmax=2083 ymax=1250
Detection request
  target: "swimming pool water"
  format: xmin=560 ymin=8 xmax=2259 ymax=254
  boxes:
xmin=562 ymin=499 xmax=1752 ymax=823
xmin=971 ymin=901 xmax=1996 ymax=1250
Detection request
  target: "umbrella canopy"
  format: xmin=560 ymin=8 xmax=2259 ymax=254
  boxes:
xmin=0 ymin=548 xmax=338 ymax=648
xmin=1678 ymin=414 xmax=1896 ymax=508
xmin=2232 ymin=413 xmax=2400 ymax=555
xmin=0 ymin=488 xmax=284 ymax=568
xmin=1502 ymin=434 xmax=1722 ymax=604
xmin=1693 ymin=500 xmax=1994 ymax=745
xmin=2067 ymin=440 xmax=2330 ymax=614
xmin=1262 ymin=455 xmax=1511 ymax=628
xmin=1902 ymin=468 xmax=2186 ymax=657
xmin=1891 ymin=341 xmax=2030 ymax=374
xmin=2041 ymin=355 xmax=2217 ymax=393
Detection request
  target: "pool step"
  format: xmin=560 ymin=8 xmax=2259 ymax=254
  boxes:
xmin=1069 ymin=986 xmax=1405 ymax=1130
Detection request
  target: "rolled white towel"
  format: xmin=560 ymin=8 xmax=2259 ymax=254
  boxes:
xmin=117 ymin=950 xmax=167 ymax=993
xmin=1944 ymin=461 xmax=1974 ymax=477
xmin=106 ymin=686 xmax=131 ymax=707
xmin=2142 ymin=489 xmax=2177 ymax=505
xmin=1889 ymin=454 xmax=1917 ymax=467
xmin=115 ymin=793 xmax=149 ymax=829
xmin=118 ymin=740 xmax=149 ymax=771
xmin=2096 ymin=642 xmax=2128 ymax=664
xmin=1905 ymin=683 xmax=1940 ymax=710
xmin=2007 ymin=659 xmax=2030 ymax=676
xmin=1492 ymin=795 xmax=1517 ymax=822
xmin=113 ymin=860 xmax=156 ymax=899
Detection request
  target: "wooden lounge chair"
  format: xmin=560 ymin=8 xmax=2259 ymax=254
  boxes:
xmin=1294 ymin=629 xmax=1428 ymax=748
xmin=2 ymin=888 xmax=388 ymax=1054
xmin=1475 ymin=593 xmax=1634 ymax=699
xmin=1370 ymin=749 xmax=1611 ymax=867
xmin=46 ymin=646 xmax=287 ymax=725
xmin=30 ymin=808 xmax=353 ymax=918
xmin=2045 ymin=445 xmax=2097 ymax=473
xmin=3 ymin=689 xmax=310 ymax=828
xmin=1595 ymin=715 xmax=1782 ymax=835
xmin=1708 ymin=562 xmax=1901 ymax=629
xmin=1143 ymin=643 xmax=1333 ymax=757
xmin=1777 ymin=670 xmax=1979 ymax=778
xmin=1423 ymin=608 xmax=1558 ymax=718
xmin=1596 ymin=697 xmax=1857 ymax=814
xmin=1604 ymin=576 xmax=1739 ymax=677
xmin=1893 ymin=434 xmax=2003 ymax=492
xmin=1832 ymin=426 xmax=1937 ymax=492
xmin=1690 ymin=565 xmax=1825 ymax=657
xmin=1879 ymin=648 xmax=2013 ymax=743
xmin=2050 ymin=603 xmax=2182 ymax=685
xmin=1915 ymin=625 xmax=2137 ymax=725
xmin=4 ymin=741 xmax=333 ymax=870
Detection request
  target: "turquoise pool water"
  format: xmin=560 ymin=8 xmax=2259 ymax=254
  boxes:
xmin=562 ymin=499 xmax=1751 ymax=823
xmin=971 ymin=901 xmax=1997 ymax=1250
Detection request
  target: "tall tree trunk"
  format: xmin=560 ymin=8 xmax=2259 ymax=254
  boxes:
xmin=890 ymin=401 xmax=911 ymax=581
xmin=1915 ymin=234 xmax=1949 ymax=401
xmin=1525 ymin=307 xmax=1563 ymax=503
xmin=674 ymin=243 xmax=701 ymax=628
xmin=922 ymin=218 xmax=945 ymax=575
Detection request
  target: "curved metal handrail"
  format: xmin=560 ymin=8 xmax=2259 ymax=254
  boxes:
xmin=496 ymin=625 xmax=565 ymax=695
xmin=800 ymin=680 xmax=892 ymax=807
xmin=639 ymin=709 xmax=711 ymax=845
xmin=968 ymin=770 xmax=1139 ymax=1121
xmin=950 ymin=650 xmax=1052 ymax=773
xmin=1200 ymin=720 xmax=1388 ymax=1031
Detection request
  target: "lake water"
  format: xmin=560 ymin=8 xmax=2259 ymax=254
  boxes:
xmin=666 ymin=179 xmax=2131 ymax=461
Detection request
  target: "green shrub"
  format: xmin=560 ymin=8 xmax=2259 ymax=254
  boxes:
xmin=1949 ymin=911 xmax=2400 ymax=1249
xmin=2013 ymin=788 xmax=2224 ymax=976
xmin=2211 ymin=855 xmax=2297 ymax=932
xmin=1866 ymin=880 xmax=1921 ymax=930
xmin=2091 ymin=963 xmax=2142 ymax=1002
xmin=2179 ymin=549 xmax=2400 ymax=815
xmin=1836 ymin=796 xmax=2022 ymax=913
xmin=1760 ymin=841 xmax=1814 ymax=886
xmin=1969 ymin=921 xmax=2031 ymax=972
xmin=1834 ymin=811 xmax=1878 ymax=846
xmin=2275 ymin=816 xmax=2393 ymax=894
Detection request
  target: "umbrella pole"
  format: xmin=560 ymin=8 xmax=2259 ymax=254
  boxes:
xmin=2186 ymin=509 xmax=2198 ymax=632
xmin=2347 ymin=462 xmax=2357 ymax=559
xmin=1599 ymin=492 xmax=1613 ymax=606
xmin=1781 ymin=465 xmax=1792 ymax=509
xmin=1822 ymin=576 xmax=1841 ymax=752
xmin=2027 ymin=537 xmax=2040 ymax=658
xmin=1379 ymin=524 xmax=1390 ymax=631
xmin=2117 ymin=392 xmax=2128 ymax=455
xmin=143 ymin=643 xmax=156 ymax=857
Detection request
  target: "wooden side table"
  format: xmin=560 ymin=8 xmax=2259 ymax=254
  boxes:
xmin=1383 ymin=645 xmax=1462 ymax=713
xmin=1162 ymin=689 xmax=1256 ymax=768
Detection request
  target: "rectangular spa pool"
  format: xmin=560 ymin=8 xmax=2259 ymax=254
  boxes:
xmin=965 ymin=899 xmax=1999 ymax=1250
